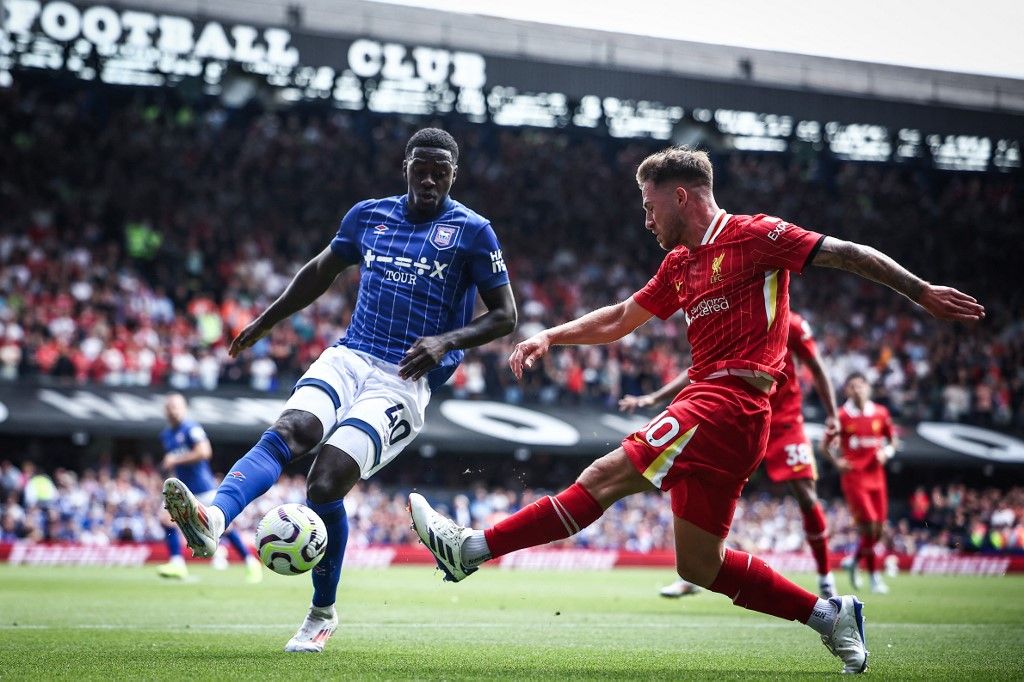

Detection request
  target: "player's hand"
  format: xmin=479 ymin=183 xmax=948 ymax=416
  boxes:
xmin=399 ymin=335 xmax=448 ymax=381
xmin=917 ymin=285 xmax=985 ymax=322
xmin=160 ymin=454 xmax=176 ymax=472
xmin=833 ymin=456 xmax=853 ymax=473
xmin=229 ymin=318 xmax=273 ymax=358
xmin=877 ymin=444 xmax=896 ymax=464
xmin=618 ymin=394 xmax=656 ymax=413
xmin=509 ymin=332 xmax=551 ymax=380
xmin=822 ymin=415 xmax=840 ymax=452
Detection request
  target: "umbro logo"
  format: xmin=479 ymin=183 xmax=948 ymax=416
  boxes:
xmin=373 ymin=224 xmax=389 ymax=234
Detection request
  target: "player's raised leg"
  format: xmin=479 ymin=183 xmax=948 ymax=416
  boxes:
xmin=410 ymin=448 xmax=650 ymax=581
xmin=164 ymin=386 xmax=336 ymax=557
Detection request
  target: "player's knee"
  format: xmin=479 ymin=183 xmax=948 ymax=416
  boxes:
xmin=272 ymin=411 xmax=323 ymax=456
xmin=792 ymin=482 xmax=818 ymax=510
xmin=676 ymin=549 xmax=721 ymax=588
xmin=306 ymin=473 xmax=341 ymax=505
xmin=576 ymin=449 xmax=650 ymax=507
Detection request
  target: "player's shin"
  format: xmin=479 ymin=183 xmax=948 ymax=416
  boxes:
xmin=802 ymin=502 xmax=831 ymax=575
xmin=709 ymin=548 xmax=819 ymax=624
xmin=307 ymin=498 xmax=349 ymax=608
xmin=481 ymin=482 xmax=603 ymax=560
xmin=212 ymin=430 xmax=292 ymax=526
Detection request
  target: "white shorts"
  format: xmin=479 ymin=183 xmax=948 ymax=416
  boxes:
xmin=285 ymin=345 xmax=430 ymax=479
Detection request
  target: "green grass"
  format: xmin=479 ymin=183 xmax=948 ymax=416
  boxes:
xmin=2 ymin=564 xmax=1023 ymax=679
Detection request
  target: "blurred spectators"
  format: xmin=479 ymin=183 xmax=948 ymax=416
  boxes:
xmin=2 ymin=457 xmax=1022 ymax=555
xmin=1 ymin=81 xmax=1022 ymax=432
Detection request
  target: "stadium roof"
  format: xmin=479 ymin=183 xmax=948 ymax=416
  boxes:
xmin=107 ymin=0 xmax=1024 ymax=114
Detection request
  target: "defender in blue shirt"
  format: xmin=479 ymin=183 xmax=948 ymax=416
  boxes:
xmin=163 ymin=129 xmax=517 ymax=652
xmin=156 ymin=393 xmax=263 ymax=583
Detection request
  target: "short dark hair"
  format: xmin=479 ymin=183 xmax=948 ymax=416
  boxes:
xmin=845 ymin=372 xmax=868 ymax=386
xmin=405 ymin=128 xmax=459 ymax=164
xmin=635 ymin=146 xmax=713 ymax=189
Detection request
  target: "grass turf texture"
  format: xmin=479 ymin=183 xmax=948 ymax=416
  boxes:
xmin=2 ymin=565 xmax=1023 ymax=679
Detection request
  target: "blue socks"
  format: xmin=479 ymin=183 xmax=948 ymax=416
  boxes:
xmin=213 ymin=430 xmax=292 ymax=525
xmin=164 ymin=525 xmax=182 ymax=557
xmin=308 ymin=498 xmax=349 ymax=608
xmin=222 ymin=528 xmax=251 ymax=559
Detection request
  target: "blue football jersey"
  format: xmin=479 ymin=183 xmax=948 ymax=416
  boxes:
xmin=160 ymin=419 xmax=216 ymax=494
xmin=330 ymin=195 xmax=510 ymax=390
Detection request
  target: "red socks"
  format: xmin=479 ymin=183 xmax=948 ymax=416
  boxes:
xmin=802 ymin=503 xmax=831 ymax=576
xmin=709 ymin=548 xmax=818 ymax=623
xmin=484 ymin=483 xmax=604 ymax=559
xmin=858 ymin=531 xmax=878 ymax=573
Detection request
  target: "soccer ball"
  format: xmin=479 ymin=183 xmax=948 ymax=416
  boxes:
xmin=255 ymin=504 xmax=328 ymax=576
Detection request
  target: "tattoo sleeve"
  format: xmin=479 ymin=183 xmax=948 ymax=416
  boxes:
xmin=812 ymin=237 xmax=927 ymax=303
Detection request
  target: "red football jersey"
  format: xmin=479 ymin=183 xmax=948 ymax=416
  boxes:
xmin=768 ymin=312 xmax=819 ymax=424
xmin=837 ymin=400 xmax=895 ymax=475
xmin=634 ymin=211 xmax=824 ymax=384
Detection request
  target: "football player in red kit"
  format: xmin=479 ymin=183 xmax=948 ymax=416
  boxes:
xmin=410 ymin=146 xmax=983 ymax=673
xmin=622 ymin=311 xmax=839 ymax=599
xmin=833 ymin=373 xmax=898 ymax=594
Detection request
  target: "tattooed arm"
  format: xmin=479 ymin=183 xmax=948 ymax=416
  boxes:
xmin=812 ymin=237 xmax=985 ymax=322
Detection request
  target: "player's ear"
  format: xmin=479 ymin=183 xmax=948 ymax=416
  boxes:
xmin=674 ymin=185 xmax=688 ymax=208
xmin=401 ymin=158 xmax=409 ymax=177
xmin=450 ymin=164 xmax=458 ymax=187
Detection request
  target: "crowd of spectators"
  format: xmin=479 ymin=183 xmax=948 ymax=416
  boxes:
xmin=1 ymin=81 xmax=1022 ymax=432
xmin=3 ymin=458 xmax=1022 ymax=555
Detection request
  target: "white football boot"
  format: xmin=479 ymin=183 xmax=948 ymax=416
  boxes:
xmin=163 ymin=478 xmax=223 ymax=559
xmin=659 ymin=579 xmax=702 ymax=598
xmin=284 ymin=604 xmax=337 ymax=653
xmin=819 ymin=572 xmax=838 ymax=599
xmin=820 ymin=595 xmax=869 ymax=674
xmin=408 ymin=493 xmax=478 ymax=582
xmin=870 ymin=574 xmax=890 ymax=594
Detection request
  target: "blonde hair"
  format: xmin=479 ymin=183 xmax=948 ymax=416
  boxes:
xmin=636 ymin=146 xmax=713 ymax=189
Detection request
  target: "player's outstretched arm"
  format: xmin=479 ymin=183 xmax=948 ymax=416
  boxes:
xmin=398 ymin=284 xmax=517 ymax=381
xmin=229 ymin=247 xmax=353 ymax=358
xmin=510 ymin=298 xmax=653 ymax=380
xmin=618 ymin=370 xmax=690 ymax=413
xmin=811 ymin=237 xmax=985 ymax=322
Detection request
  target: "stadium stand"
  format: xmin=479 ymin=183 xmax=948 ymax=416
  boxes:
xmin=1 ymin=81 xmax=1021 ymax=432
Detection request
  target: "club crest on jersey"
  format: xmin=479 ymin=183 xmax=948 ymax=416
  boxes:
xmin=711 ymin=252 xmax=725 ymax=283
xmin=429 ymin=224 xmax=459 ymax=250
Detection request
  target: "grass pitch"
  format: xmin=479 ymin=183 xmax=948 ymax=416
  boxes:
xmin=2 ymin=563 xmax=1023 ymax=679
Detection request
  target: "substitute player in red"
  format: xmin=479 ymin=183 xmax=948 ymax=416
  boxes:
xmin=833 ymin=372 xmax=898 ymax=594
xmin=622 ymin=311 xmax=839 ymax=599
xmin=410 ymin=146 xmax=983 ymax=673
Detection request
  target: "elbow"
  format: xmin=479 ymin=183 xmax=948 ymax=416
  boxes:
xmin=498 ymin=307 xmax=518 ymax=337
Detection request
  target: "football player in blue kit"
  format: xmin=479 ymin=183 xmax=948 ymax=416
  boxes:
xmin=163 ymin=128 xmax=517 ymax=652
xmin=155 ymin=393 xmax=263 ymax=583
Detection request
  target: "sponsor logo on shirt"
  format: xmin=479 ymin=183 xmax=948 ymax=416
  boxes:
xmin=363 ymin=249 xmax=449 ymax=283
xmin=490 ymin=250 xmax=506 ymax=274
xmin=710 ymin=252 xmax=725 ymax=283
xmin=766 ymin=221 xmax=791 ymax=241
xmin=849 ymin=435 xmax=886 ymax=450
xmin=688 ymin=296 xmax=730 ymax=320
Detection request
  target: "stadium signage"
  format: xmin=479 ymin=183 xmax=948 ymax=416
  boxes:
xmin=3 ymin=0 xmax=299 ymax=68
xmin=3 ymin=385 xmax=1024 ymax=468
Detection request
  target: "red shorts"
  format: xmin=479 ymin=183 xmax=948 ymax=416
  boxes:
xmin=763 ymin=420 xmax=817 ymax=483
xmin=622 ymin=376 xmax=770 ymax=538
xmin=841 ymin=475 xmax=888 ymax=524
